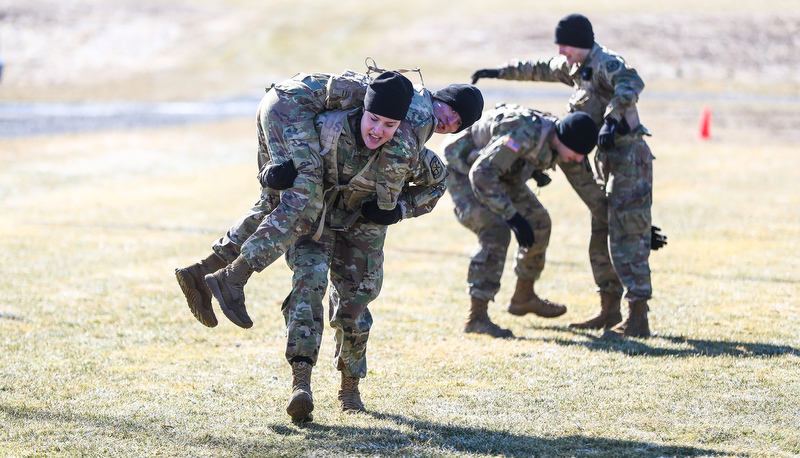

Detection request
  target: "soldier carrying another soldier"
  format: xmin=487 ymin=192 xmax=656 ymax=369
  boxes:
xmin=176 ymin=66 xmax=482 ymax=330
xmin=176 ymin=68 xmax=484 ymax=422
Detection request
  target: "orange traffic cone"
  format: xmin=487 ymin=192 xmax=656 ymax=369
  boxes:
xmin=698 ymin=106 xmax=711 ymax=140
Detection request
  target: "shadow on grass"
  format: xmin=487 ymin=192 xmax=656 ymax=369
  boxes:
xmin=0 ymin=404 xmax=733 ymax=458
xmin=0 ymin=313 xmax=24 ymax=321
xmin=533 ymin=326 xmax=800 ymax=358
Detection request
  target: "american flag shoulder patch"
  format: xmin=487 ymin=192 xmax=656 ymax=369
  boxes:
xmin=503 ymin=137 xmax=520 ymax=153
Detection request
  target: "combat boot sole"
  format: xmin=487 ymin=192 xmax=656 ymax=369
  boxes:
xmin=464 ymin=319 xmax=514 ymax=338
xmin=205 ymin=273 xmax=253 ymax=329
xmin=604 ymin=324 xmax=651 ymax=338
xmin=507 ymin=299 xmax=567 ymax=318
xmin=568 ymin=312 xmax=622 ymax=330
xmin=175 ymin=266 xmax=218 ymax=328
xmin=286 ymin=392 xmax=314 ymax=424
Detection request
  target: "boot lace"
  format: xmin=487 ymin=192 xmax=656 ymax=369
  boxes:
xmin=338 ymin=376 xmax=364 ymax=412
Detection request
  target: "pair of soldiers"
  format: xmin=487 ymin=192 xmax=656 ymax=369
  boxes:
xmin=176 ymin=68 xmax=484 ymax=423
xmin=457 ymin=13 xmax=664 ymax=339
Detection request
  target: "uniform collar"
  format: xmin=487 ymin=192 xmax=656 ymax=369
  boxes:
xmin=572 ymin=43 xmax=601 ymax=76
xmin=582 ymin=44 xmax=602 ymax=69
xmin=348 ymin=108 xmax=367 ymax=150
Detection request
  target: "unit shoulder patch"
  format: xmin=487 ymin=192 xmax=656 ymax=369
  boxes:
xmin=429 ymin=155 xmax=444 ymax=180
xmin=605 ymin=59 xmax=622 ymax=74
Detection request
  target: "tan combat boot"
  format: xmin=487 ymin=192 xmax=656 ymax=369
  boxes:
xmin=605 ymin=300 xmax=651 ymax=338
xmin=338 ymin=372 xmax=366 ymax=414
xmin=204 ymin=256 xmax=255 ymax=328
xmin=507 ymin=279 xmax=567 ymax=318
xmin=175 ymin=252 xmax=228 ymax=327
xmin=568 ymin=292 xmax=623 ymax=330
xmin=464 ymin=297 xmax=514 ymax=338
xmin=286 ymin=361 xmax=314 ymax=423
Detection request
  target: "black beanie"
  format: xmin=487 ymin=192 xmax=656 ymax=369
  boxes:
xmin=556 ymin=112 xmax=598 ymax=156
xmin=432 ymin=84 xmax=484 ymax=133
xmin=554 ymin=13 xmax=594 ymax=49
xmin=364 ymin=71 xmax=414 ymax=121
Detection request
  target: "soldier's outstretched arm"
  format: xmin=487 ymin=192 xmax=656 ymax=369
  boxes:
xmin=497 ymin=57 xmax=573 ymax=85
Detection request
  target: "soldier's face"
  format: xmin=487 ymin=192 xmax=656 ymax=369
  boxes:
xmin=432 ymin=101 xmax=462 ymax=134
xmin=556 ymin=144 xmax=586 ymax=163
xmin=361 ymin=110 xmax=401 ymax=149
xmin=557 ymin=45 xmax=590 ymax=67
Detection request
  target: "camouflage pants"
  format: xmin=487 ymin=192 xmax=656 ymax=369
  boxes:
xmin=282 ymin=219 xmax=387 ymax=378
xmin=211 ymin=87 xmax=325 ymax=270
xmin=558 ymin=160 xmax=625 ymax=297
xmin=596 ymin=132 xmax=653 ymax=301
xmin=447 ymin=170 xmax=551 ymax=302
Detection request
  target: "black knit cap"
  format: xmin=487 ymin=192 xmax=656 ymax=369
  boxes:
xmin=432 ymin=84 xmax=484 ymax=133
xmin=554 ymin=13 xmax=594 ymax=49
xmin=556 ymin=112 xmax=598 ymax=156
xmin=364 ymin=71 xmax=414 ymax=121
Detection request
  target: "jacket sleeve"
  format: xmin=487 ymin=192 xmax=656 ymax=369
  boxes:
xmin=374 ymin=121 xmax=421 ymax=211
xmin=497 ymin=57 xmax=573 ymax=86
xmin=396 ymin=148 xmax=449 ymax=219
xmin=468 ymin=135 xmax=522 ymax=220
xmin=599 ymin=56 xmax=645 ymax=122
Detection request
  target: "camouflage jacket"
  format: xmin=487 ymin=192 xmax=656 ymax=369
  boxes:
xmin=314 ymin=107 xmax=447 ymax=231
xmin=443 ymin=103 xmax=558 ymax=220
xmin=495 ymin=43 xmax=645 ymax=130
xmin=269 ymin=71 xmax=435 ymax=210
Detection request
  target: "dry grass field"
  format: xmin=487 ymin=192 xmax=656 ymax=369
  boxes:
xmin=1 ymin=1 xmax=799 ymax=457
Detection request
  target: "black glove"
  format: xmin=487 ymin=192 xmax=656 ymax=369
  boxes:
xmin=531 ymin=170 xmax=552 ymax=187
xmin=597 ymin=117 xmax=631 ymax=150
xmin=506 ymin=212 xmax=535 ymax=248
xmin=361 ymin=200 xmax=402 ymax=225
xmin=651 ymin=226 xmax=667 ymax=250
xmin=470 ymin=68 xmax=500 ymax=84
xmin=597 ymin=118 xmax=618 ymax=150
xmin=258 ymin=160 xmax=297 ymax=190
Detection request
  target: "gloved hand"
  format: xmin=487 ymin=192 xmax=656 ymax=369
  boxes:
xmin=470 ymin=69 xmax=500 ymax=84
xmin=651 ymin=226 xmax=668 ymax=250
xmin=531 ymin=170 xmax=552 ymax=187
xmin=597 ymin=118 xmax=618 ymax=150
xmin=506 ymin=212 xmax=535 ymax=248
xmin=361 ymin=200 xmax=402 ymax=225
xmin=258 ymin=160 xmax=297 ymax=190
xmin=597 ymin=117 xmax=631 ymax=150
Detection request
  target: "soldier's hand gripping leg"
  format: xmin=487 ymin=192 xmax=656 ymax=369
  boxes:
xmin=175 ymin=252 xmax=228 ymax=327
xmin=507 ymin=279 xmax=567 ymax=318
xmin=204 ymin=256 xmax=255 ymax=328
xmin=568 ymin=292 xmax=623 ymax=330
xmin=464 ymin=297 xmax=514 ymax=338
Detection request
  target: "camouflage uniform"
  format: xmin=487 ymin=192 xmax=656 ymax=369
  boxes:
xmin=212 ymin=71 xmax=428 ymax=271
xmin=283 ymin=106 xmax=445 ymax=378
xmin=494 ymin=43 xmax=653 ymax=301
xmin=558 ymin=160 xmax=624 ymax=298
xmin=443 ymin=103 xmax=618 ymax=301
